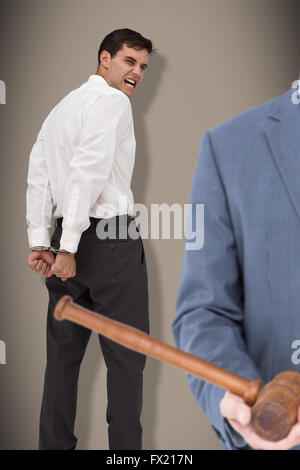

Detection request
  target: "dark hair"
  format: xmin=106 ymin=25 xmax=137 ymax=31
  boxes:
xmin=98 ymin=28 xmax=153 ymax=65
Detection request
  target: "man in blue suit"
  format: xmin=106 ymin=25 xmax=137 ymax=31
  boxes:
xmin=173 ymin=87 xmax=300 ymax=450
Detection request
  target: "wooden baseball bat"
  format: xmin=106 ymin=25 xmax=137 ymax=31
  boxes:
xmin=54 ymin=296 xmax=300 ymax=442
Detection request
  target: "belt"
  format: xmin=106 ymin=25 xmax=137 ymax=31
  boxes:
xmin=55 ymin=215 xmax=135 ymax=229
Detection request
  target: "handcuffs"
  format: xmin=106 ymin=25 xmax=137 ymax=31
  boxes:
xmin=31 ymin=246 xmax=75 ymax=256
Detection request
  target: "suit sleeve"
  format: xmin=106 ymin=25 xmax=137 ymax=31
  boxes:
xmin=172 ymin=131 xmax=263 ymax=449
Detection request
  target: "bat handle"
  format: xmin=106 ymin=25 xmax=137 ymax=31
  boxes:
xmin=54 ymin=296 xmax=263 ymax=403
xmin=54 ymin=296 xmax=300 ymax=442
xmin=241 ymin=379 xmax=264 ymax=406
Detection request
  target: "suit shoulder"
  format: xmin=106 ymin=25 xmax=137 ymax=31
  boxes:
xmin=209 ymin=90 xmax=290 ymax=143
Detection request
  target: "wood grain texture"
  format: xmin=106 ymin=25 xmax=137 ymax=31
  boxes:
xmin=54 ymin=296 xmax=300 ymax=442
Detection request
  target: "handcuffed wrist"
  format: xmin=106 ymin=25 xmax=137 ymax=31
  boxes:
xmin=50 ymin=247 xmax=76 ymax=256
xmin=31 ymin=246 xmax=50 ymax=251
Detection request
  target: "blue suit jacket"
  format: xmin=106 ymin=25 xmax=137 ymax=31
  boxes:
xmin=173 ymin=89 xmax=300 ymax=450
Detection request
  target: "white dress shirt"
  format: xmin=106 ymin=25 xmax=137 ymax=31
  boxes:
xmin=26 ymin=75 xmax=136 ymax=253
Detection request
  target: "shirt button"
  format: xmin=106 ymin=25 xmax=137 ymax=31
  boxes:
xmin=110 ymin=244 xmax=115 ymax=249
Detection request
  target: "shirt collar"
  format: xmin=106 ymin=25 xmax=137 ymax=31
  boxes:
xmin=87 ymin=74 xmax=108 ymax=86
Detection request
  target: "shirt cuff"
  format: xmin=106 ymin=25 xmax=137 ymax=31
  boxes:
xmin=59 ymin=227 xmax=82 ymax=253
xmin=28 ymin=227 xmax=51 ymax=249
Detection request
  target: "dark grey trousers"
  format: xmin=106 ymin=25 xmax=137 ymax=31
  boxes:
xmin=39 ymin=216 xmax=149 ymax=450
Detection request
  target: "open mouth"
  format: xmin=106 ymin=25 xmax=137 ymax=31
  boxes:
xmin=124 ymin=78 xmax=137 ymax=89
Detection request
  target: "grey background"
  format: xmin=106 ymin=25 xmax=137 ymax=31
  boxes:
xmin=0 ymin=0 xmax=300 ymax=450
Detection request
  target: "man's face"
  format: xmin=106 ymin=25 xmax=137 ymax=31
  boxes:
xmin=101 ymin=44 xmax=149 ymax=97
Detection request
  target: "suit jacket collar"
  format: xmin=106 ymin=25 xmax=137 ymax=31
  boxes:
xmin=264 ymin=88 xmax=300 ymax=223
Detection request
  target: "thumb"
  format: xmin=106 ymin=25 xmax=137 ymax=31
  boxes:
xmin=220 ymin=392 xmax=251 ymax=426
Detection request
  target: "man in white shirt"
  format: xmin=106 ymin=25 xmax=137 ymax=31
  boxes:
xmin=26 ymin=28 xmax=153 ymax=450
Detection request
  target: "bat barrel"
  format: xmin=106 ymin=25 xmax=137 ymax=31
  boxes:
xmin=251 ymin=370 xmax=300 ymax=441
